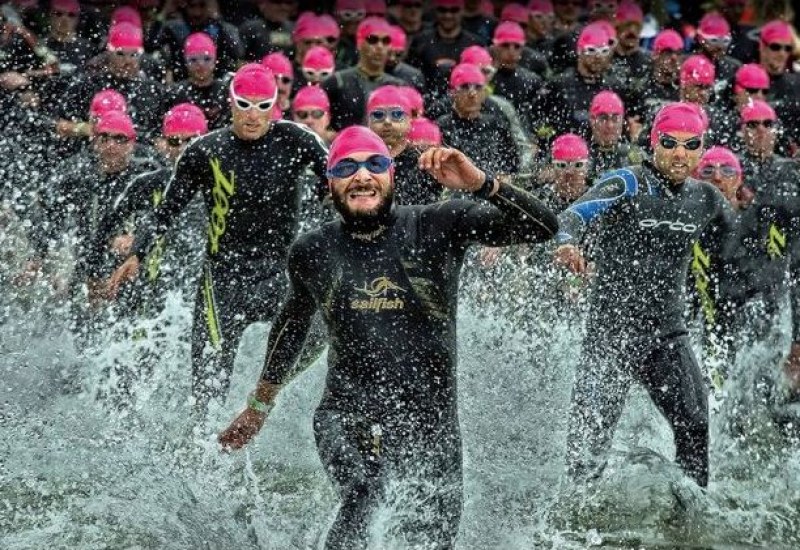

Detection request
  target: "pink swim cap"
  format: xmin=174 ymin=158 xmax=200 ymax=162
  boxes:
xmin=90 ymin=89 xmax=127 ymax=119
xmin=336 ymin=0 xmax=366 ymax=11
xmin=460 ymin=45 xmax=493 ymax=67
xmin=697 ymin=12 xmax=730 ymax=39
xmin=184 ymin=32 xmax=216 ymax=57
xmin=734 ymin=63 xmax=770 ymax=93
xmin=293 ymin=86 xmax=331 ymax=112
xmin=760 ymin=20 xmax=793 ymax=45
xmin=650 ymin=102 xmax=708 ymax=147
xmin=356 ymin=17 xmax=392 ymax=48
xmin=449 ymin=63 xmax=486 ymax=89
xmin=327 ymin=125 xmax=391 ymax=171
xmin=95 ymin=111 xmax=136 ymax=140
xmin=111 ymin=6 xmax=142 ymax=28
xmin=366 ymin=0 xmax=387 ymax=16
xmin=577 ymin=22 xmax=613 ymax=51
xmin=293 ymin=12 xmax=318 ymax=41
xmin=652 ymin=29 xmax=684 ymax=54
xmin=317 ymin=15 xmax=342 ymax=40
xmin=51 ymin=0 xmax=80 ymax=13
xmin=590 ymin=90 xmax=624 ymax=117
xmin=232 ymin=63 xmax=277 ymax=98
xmin=163 ymin=103 xmax=208 ymax=136
xmin=262 ymin=52 xmax=294 ymax=78
xmin=408 ymin=117 xmax=442 ymax=145
xmin=400 ymin=86 xmax=424 ymax=116
xmin=528 ymin=0 xmax=553 ymax=14
xmin=389 ymin=25 xmax=407 ymax=51
xmin=551 ymin=133 xmax=589 ymax=161
xmin=615 ymin=1 xmax=643 ymax=24
xmin=107 ymin=22 xmax=143 ymax=51
xmin=303 ymin=46 xmax=335 ymax=72
xmin=500 ymin=3 xmax=529 ymax=25
xmin=696 ymin=146 xmax=741 ymax=177
xmin=494 ymin=21 xmax=526 ymax=45
xmin=740 ymin=99 xmax=777 ymax=123
xmin=680 ymin=54 xmax=715 ymax=86
xmin=367 ymin=85 xmax=411 ymax=115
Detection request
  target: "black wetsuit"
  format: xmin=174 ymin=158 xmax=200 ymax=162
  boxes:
xmin=164 ymin=77 xmax=232 ymax=130
xmin=588 ymin=140 xmax=642 ymax=181
xmin=130 ymin=121 xmax=329 ymax=412
xmin=437 ymin=112 xmax=520 ymax=175
xmin=558 ymin=162 xmax=736 ymax=487
xmin=392 ymin=146 xmax=443 ymax=206
xmin=718 ymin=156 xmax=800 ymax=345
xmin=320 ymin=68 xmax=406 ymax=131
xmin=260 ymin=181 xmax=558 ymax=550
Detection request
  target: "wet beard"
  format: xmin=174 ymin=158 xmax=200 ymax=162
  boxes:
xmin=333 ymin=186 xmax=395 ymax=235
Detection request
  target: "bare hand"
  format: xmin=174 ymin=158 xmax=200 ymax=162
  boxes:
xmin=554 ymin=244 xmax=587 ymax=274
xmin=479 ymin=247 xmax=502 ymax=268
xmin=218 ymin=408 xmax=267 ymax=451
xmin=111 ymin=234 xmax=134 ymax=257
xmin=107 ymin=255 xmax=140 ymax=299
xmin=0 ymin=71 xmax=30 ymax=91
xmin=418 ymin=147 xmax=485 ymax=192
xmin=12 ymin=260 xmax=42 ymax=287
xmin=783 ymin=342 xmax=800 ymax=391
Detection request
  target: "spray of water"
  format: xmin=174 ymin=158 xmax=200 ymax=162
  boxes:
xmin=2 ymin=236 xmax=799 ymax=549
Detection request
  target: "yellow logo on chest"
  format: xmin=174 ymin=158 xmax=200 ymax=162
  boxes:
xmin=208 ymin=158 xmax=235 ymax=255
xmin=351 ymin=276 xmax=406 ymax=312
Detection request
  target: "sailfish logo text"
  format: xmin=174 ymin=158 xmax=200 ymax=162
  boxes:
xmin=208 ymin=158 xmax=235 ymax=255
xmin=351 ymin=277 xmax=406 ymax=312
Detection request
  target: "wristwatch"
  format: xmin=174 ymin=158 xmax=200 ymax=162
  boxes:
xmin=473 ymin=171 xmax=496 ymax=200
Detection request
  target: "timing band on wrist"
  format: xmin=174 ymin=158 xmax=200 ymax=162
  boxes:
xmin=247 ymin=391 xmax=271 ymax=414
xmin=473 ymin=171 xmax=496 ymax=200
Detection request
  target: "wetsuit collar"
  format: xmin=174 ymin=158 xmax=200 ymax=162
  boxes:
xmin=643 ymin=159 xmax=685 ymax=198
xmin=340 ymin=204 xmax=397 ymax=240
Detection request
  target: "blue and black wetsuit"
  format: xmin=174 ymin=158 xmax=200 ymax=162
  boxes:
xmin=130 ymin=121 xmax=329 ymax=414
xmin=259 ymin=181 xmax=557 ymax=550
xmin=558 ymin=161 xmax=736 ymax=487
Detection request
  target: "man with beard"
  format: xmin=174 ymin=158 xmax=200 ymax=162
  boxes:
xmin=107 ymin=64 xmax=329 ymax=417
xmin=218 ymin=125 xmax=558 ymax=550
xmin=555 ymin=102 xmax=736 ymax=487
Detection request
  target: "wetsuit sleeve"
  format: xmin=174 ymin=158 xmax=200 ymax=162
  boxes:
xmin=295 ymin=122 xmax=330 ymax=201
xmin=259 ymin=241 xmax=319 ymax=385
xmin=86 ymin=173 xmax=157 ymax=278
xmin=448 ymin=179 xmax=558 ymax=246
xmin=555 ymin=169 xmax=639 ymax=245
xmin=131 ymin=144 xmax=202 ymax=259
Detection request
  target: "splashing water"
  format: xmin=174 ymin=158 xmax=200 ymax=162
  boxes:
xmin=2 ymin=248 xmax=800 ymax=549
